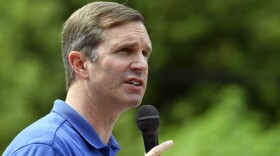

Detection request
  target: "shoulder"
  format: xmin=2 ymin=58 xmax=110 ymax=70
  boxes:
xmin=5 ymin=144 xmax=61 ymax=156
xmin=3 ymin=112 xmax=70 ymax=156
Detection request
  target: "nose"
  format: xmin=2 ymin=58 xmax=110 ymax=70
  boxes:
xmin=130 ymin=52 xmax=148 ymax=72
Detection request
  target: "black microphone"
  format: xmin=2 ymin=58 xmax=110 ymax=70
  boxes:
xmin=136 ymin=105 xmax=160 ymax=153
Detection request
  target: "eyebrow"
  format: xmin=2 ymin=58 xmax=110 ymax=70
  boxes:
xmin=116 ymin=41 xmax=152 ymax=53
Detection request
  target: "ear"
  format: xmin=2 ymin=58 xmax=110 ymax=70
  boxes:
xmin=68 ymin=51 xmax=89 ymax=79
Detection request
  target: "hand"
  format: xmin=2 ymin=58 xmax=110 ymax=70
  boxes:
xmin=145 ymin=140 xmax=174 ymax=156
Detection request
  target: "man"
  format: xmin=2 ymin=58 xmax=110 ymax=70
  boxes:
xmin=3 ymin=1 xmax=173 ymax=156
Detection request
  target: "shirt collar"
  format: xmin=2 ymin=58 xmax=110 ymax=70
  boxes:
xmin=51 ymin=99 xmax=120 ymax=151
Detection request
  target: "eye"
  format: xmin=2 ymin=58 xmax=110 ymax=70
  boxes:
xmin=118 ymin=48 xmax=130 ymax=53
xmin=142 ymin=51 xmax=150 ymax=58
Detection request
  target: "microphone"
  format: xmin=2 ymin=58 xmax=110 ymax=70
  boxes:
xmin=136 ymin=105 xmax=160 ymax=153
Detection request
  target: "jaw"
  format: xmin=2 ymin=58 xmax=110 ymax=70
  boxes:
xmin=112 ymin=84 xmax=146 ymax=112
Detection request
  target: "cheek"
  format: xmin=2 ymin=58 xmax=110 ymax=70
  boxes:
xmin=99 ymin=60 xmax=128 ymax=80
xmin=106 ymin=58 xmax=129 ymax=73
xmin=91 ymin=56 xmax=131 ymax=83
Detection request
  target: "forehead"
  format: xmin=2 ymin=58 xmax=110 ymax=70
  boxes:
xmin=103 ymin=21 xmax=152 ymax=51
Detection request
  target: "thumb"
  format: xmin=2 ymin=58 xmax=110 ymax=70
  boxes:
xmin=145 ymin=140 xmax=174 ymax=156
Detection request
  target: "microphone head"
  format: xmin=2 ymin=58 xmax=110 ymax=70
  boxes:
xmin=136 ymin=105 xmax=160 ymax=132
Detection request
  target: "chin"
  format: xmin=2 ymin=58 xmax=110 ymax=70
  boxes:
xmin=132 ymin=101 xmax=141 ymax=108
xmin=120 ymin=99 xmax=142 ymax=112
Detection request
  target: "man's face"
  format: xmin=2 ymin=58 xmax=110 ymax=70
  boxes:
xmin=86 ymin=21 xmax=152 ymax=111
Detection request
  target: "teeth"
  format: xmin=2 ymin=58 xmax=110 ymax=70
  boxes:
xmin=129 ymin=81 xmax=140 ymax=86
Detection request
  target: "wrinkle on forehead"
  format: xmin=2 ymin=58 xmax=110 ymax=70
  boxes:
xmin=102 ymin=21 xmax=152 ymax=52
xmin=111 ymin=40 xmax=152 ymax=53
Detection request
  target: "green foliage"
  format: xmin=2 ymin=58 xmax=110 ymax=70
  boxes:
xmin=166 ymin=85 xmax=280 ymax=155
xmin=0 ymin=0 xmax=66 ymax=152
xmin=1 ymin=0 xmax=280 ymax=155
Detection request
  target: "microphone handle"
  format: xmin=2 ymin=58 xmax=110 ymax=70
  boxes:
xmin=142 ymin=130 xmax=159 ymax=153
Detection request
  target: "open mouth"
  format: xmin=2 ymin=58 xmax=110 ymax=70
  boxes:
xmin=128 ymin=80 xmax=141 ymax=86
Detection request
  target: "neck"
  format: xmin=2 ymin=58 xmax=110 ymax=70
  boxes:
xmin=65 ymin=82 xmax=120 ymax=144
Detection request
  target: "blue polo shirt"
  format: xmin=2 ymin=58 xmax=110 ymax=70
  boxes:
xmin=3 ymin=100 xmax=120 ymax=156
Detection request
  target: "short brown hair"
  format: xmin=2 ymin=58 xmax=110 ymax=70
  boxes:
xmin=61 ymin=1 xmax=144 ymax=90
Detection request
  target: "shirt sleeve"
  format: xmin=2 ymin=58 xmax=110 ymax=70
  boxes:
xmin=10 ymin=144 xmax=61 ymax=156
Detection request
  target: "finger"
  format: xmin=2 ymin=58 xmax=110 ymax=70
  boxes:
xmin=145 ymin=140 xmax=174 ymax=156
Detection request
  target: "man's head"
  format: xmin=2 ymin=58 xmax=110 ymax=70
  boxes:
xmin=61 ymin=1 xmax=144 ymax=90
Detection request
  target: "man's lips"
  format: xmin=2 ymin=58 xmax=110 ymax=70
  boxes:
xmin=125 ymin=77 xmax=145 ymax=87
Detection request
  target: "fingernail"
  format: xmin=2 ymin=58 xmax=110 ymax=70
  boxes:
xmin=166 ymin=140 xmax=174 ymax=145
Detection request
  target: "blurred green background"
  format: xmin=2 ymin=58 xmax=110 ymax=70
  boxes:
xmin=1 ymin=0 xmax=280 ymax=155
